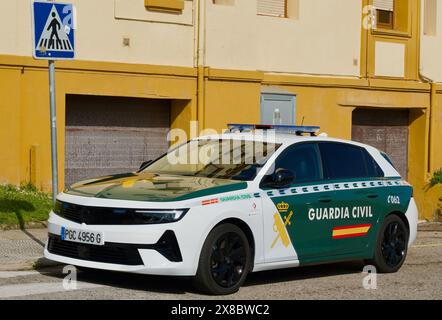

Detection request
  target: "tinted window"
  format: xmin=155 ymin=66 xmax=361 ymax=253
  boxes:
xmin=364 ymin=151 xmax=384 ymax=178
xmin=273 ymin=143 xmax=322 ymax=183
xmin=319 ymin=143 xmax=375 ymax=180
xmin=381 ymin=152 xmax=397 ymax=170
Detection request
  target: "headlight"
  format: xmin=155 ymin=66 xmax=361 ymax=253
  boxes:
xmin=133 ymin=209 xmax=189 ymax=224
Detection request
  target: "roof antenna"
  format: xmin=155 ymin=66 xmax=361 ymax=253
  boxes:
xmin=301 ymin=116 xmax=305 ymax=126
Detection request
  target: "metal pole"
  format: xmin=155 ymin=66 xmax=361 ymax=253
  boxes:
xmin=48 ymin=60 xmax=58 ymax=204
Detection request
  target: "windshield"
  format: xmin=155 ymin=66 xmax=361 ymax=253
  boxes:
xmin=142 ymin=139 xmax=281 ymax=181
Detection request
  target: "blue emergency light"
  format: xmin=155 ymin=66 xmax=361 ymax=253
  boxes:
xmin=227 ymin=124 xmax=321 ymax=136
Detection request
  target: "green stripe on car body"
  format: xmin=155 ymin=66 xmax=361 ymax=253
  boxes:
xmin=268 ymin=179 xmax=412 ymax=265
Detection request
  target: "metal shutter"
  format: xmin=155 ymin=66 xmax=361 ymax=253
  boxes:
xmin=65 ymin=95 xmax=170 ymax=187
xmin=257 ymin=0 xmax=286 ymax=17
xmin=352 ymin=109 xmax=409 ymax=179
xmin=373 ymin=0 xmax=394 ymax=11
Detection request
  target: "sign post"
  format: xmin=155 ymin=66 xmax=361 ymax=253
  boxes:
xmin=32 ymin=1 xmax=75 ymax=203
xmin=48 ymin=60 xmax=58 ymax=204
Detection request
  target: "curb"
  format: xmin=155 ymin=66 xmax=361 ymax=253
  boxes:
xmin=0 ymin=222 xmax=47 ymax=231
xmin=33 ymin=257 xmax=64 ymax=270
xmin=0 ymin=258 xmax=63 ymax=272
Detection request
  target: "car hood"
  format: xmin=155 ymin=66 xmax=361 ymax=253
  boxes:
xmin=64 ymin=172 xmax=248 ymax=202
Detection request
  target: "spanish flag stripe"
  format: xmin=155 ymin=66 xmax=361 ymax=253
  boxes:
xmin=202 ymin=199 xmax=219 ymax=206
xmin=333 ymin=232 xmax=370 ymax=239
xmin=333 ymin=224 xmax=372 ymax=231
xmin=332 ymin=224 xmax=372 ymax=239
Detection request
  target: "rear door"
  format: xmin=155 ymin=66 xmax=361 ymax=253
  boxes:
xmin=317 ymin=142 xmax=384 ymax=258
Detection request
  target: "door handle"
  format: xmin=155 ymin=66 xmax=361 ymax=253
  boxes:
xmin=318 ymin=197 xmax=332 ymax=203
xmin=366 ymin=193 xmax=379 ymax=199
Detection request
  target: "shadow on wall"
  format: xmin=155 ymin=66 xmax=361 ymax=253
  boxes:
xmin=0 ymin=199 xmax=35 ymax=229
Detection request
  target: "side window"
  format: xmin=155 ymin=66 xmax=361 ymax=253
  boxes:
xmin=381 ymin=151 xmax=397 ymax=170
xmin=274 ymin=143 xmax=322 ymax=184
xmin=319 ymin=143 xmax=371 ymax=180
xmin=363 ymin=150 xmax=385 ymax=178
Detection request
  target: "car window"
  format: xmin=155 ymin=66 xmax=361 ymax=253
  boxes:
xmin=142 ymin=139 xmax=281 ymax=181
xmin=319 ymin=142 xmax=374 ymax=180
xmin=381 ymin=151 xmax=397 ymax=170
xmin=273 ymin=143 xmax=322 ymax=184
xmin=364 ymin=150 xmax=385 ymax=178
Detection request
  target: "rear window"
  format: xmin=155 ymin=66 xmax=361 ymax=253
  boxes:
xmin=319 ymin=143 xmax=383 ymax=180
xmin=364 ymin=151 xmax=385 ymax=178
xmin=381 ymin=152 xmax=397 ymax=170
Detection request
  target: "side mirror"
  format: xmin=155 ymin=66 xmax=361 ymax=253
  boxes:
xmin=273 ymin=169 xmax=295 ymax=188
xmin=139 ymin=160 xmax=153 ymax=171
xmin=262 ymin=169 xmax=295 ymax=189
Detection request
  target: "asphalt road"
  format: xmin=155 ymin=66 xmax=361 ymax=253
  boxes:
xmin=0 ymin=223 xmax=441 ymax=300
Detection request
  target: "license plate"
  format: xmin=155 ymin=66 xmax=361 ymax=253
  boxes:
xmin=61 ymin=227 xmax=104 ymax=246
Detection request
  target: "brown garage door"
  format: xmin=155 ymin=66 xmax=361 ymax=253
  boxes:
xmin=65 ymin=95 xmax=170 ymax=186
xmin=352 ymin=109 xmax=409 ymax=179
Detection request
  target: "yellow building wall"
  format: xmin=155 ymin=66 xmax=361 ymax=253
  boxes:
xmin=423 ymin=87 xmax=442 ymax=221
xmin=0 ymin=55 xmax=197 ymax=191
xmin=1 ymin=54 xmax=441 ymax=220
xmin=361 ymin=0 xmax=421 ymax=80
xmin=0 ymin=68 xmax=22 ymax=185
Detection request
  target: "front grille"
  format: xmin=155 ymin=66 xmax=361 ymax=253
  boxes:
xmin=54 ymin=201 xmax=185 ymax=225
xmin=47 ymin=235 xmax=144 ymax=266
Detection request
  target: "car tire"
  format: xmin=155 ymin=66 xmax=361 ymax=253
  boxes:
xmin=366 ymin=214 xmax=409 ymax=273
xmin=193 ymin=223 xmax=252 ymax=295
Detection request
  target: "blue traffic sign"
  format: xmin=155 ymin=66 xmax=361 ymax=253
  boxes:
xmin=32 ymin=1 xmax=75 ymax=60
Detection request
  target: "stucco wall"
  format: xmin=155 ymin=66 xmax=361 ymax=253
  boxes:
xmin=205 ymin=0 xmax=362 ymax=76
xmin=420 ymin=0 xmax=442 ymax=81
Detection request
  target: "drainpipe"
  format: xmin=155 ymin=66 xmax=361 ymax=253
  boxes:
xmin=419 ymin=72 xmax=435 ymax=176
xmin=196 ymin=0 xmax=206 ymax=130
xmin=429 ymin=81 xmax=436 ymax=174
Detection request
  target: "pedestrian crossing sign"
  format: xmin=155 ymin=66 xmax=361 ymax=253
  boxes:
xmin=32 ymin=1 xmax=75 ymax=60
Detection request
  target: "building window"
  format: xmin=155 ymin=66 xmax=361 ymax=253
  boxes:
xmin=257 ymin=0 xmax=299 ymax=19
xmin=144 ymin=0 xmax=184 ymax=13
xmin=213 ymin=0 xmax=235 ymax=5
xmin=258 ymin=0 xmax=287 ymax=18
xmin=374 ymin=0 xmax=394 ymax=29
xmin=424 ymin=0 xmax=437 ymax=36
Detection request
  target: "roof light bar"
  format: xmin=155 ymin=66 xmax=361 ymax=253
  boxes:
xmin=227 ymin=124 xmax=321 ymax=136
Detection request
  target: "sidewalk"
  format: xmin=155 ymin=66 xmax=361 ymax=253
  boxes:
xmin=0 ymin=228 xmax=56 ymax=271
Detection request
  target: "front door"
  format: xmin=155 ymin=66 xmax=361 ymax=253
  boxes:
xmin=262 ymin=142 xmax=331 ymax=263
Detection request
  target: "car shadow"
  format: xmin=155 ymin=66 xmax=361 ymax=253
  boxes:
xmin=244 ymin=261 xmax=365 ymax=287
xmin=36 ymin=260 xmax=365 ymax=296
xmin=37 ymin=265 xmax=193 ymax=295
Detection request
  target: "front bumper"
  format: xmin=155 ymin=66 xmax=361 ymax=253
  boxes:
xmin=44 ymin=211 xmax=199 ymax=276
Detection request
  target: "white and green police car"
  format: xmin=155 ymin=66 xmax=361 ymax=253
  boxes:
xmin=45 ymin=124 xmax=418 ymax=295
